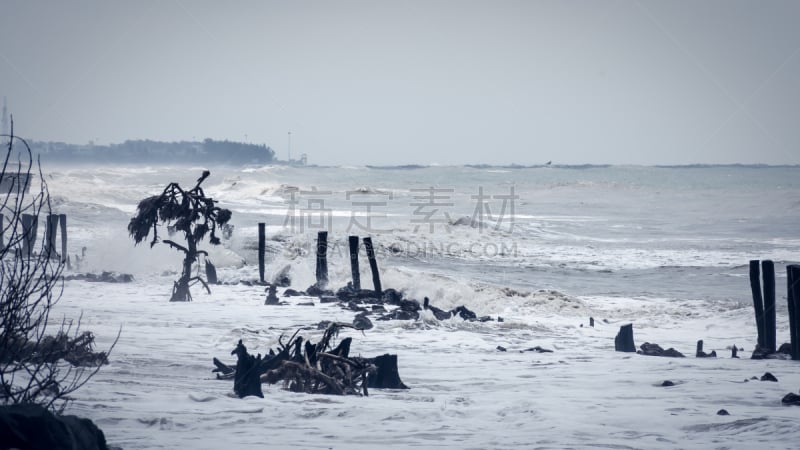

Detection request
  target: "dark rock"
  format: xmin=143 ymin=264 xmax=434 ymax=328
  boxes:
xmin=614 ymin=324 xmax=636 ymax=352
xmin=65 ymin=271 xmax=134 ymax=283
xmin=297 ymin=301 xmax=315 ymax=306
xmin=521 ymin=346 xmax=553 ymax=353
xmin=478 ymin=316 xmax=493 ymax=322
xmin=496 ymin=346 xmax=507 ymax=352
xmin=451 ymin=305 xmax=477 ymax=321
xmin=346 ymin=301 xmax=368 ymax=313
xmin=306 ymin=284 xmax=334 ymax=297
xmin=498 ymin=317 xmax=504 ymax=322
xmin=761 ymin=372 xmax=778 ymax=382
xmin=399 ymin=299 xmax=421 ymax=313
xmin=661 ymin=380 xmax=675 ymax=387
xmin=319 ymin=296 xmax=339 ymax=303
xmin=781 ymin=392 xmax=800 ymax=406
xmin=0 ymin=403 xmax=108 ymax=450
xmin=423 ymin=297 xmax=451 ymax=320
xmin=382 ymin=288 xmax=403 ymax=305
xmin=317 ymin=320 xmax=332 ymax=330
xmin=371 ymin=305 xmax=386 ymax=313
xmin=717 ymin=409 xmax=730 ymax=416
xmin=778 ymin=343 xmax=792 ymax=355
xmin=377 ymin=309 xmax=419 ymax=321
xmin=335 ymin=283 xmax=378 ymax=301
xmin=752 ymin=344 xmax=792 ymax=360
xmin=353 ymin=312 xmax=373 ymax=330
xmin=265 ymin=285 xmax=280 ymax=305
xmin=283 ymin=289 xmax=303 ymax=297
xmin=638 ymin=342 xmax=685 ymax=358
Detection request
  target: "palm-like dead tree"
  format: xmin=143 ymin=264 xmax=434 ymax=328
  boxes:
xmin=128 ymin=170 xmax=232 ymax=301
xmin=0 ymin=119 xmax=115 ymax=412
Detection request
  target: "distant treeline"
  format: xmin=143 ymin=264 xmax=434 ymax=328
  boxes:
xmin=29 ymin=139 xmax=275 ymax=165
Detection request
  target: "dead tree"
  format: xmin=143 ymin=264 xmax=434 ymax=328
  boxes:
xmin=0 ymin=120 xmax=116 ymax=412
xmin=217 ymin=322 xmax=408 ymax=397
xmin=128 ymin=170 xmax=232 ymax=301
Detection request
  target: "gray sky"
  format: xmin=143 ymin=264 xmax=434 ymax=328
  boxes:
xmin=1 ymin=0 xmax=798 ymax=165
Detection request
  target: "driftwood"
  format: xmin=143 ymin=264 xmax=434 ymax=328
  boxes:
xmin=215 ymin=323 xmax=408 ymax=398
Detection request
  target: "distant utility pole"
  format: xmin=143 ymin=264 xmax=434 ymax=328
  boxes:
xmin=1 ymin=97 xmax=8 ymax=136
xmin=287 ymin=131 xmax=292 ymax=162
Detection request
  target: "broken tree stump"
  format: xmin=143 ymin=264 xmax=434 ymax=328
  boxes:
xmin=59 ymin=213 xmax=68 ymax=266
xmin=315 ymin=231 xmax=329 ymax=288
xmin=750 ymin=260 xmax=766 ymax=350
xmin=258 ymin=223 xmax=266 ymax=283
xmin=21 ymin=213 xmax=37 ymax=258
xmin=363 ymin=236 xmax=381 ymax=294
xmin=788 ymin=265 xmax=800 ymax=360
xmin=232 ymin=340 xmax=264 ymax=398
xmin=615 ymin=324 xmax=635 ymax=352
xmin=696 ymin=339 xmax=716 ymax=358
xmin=365 ymin=354 xmax=409 ymax=389
xmin=349 ymin=235 xmax=361 ymax=291
xmin=762 ymin=260 xmax=777 ymax=353
xmin=205 ymin=259 xmax=218 ymax=285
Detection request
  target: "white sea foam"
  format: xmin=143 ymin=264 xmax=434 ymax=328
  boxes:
xmin=29 ymin=163 xmax=800 ymax=448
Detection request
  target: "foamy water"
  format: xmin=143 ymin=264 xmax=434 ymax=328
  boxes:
xmin=38 ymin=163 xmax=800 ymax=448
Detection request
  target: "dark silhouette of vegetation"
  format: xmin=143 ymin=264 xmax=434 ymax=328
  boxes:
xmin=128 ymin=171 xmax=232 ymax=302
xmin=30 ymin=138 xmax=275 ymax=165
xmin=0 ymin=119 xmax=116 ymax=413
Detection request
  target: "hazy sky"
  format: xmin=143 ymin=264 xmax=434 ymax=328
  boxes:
xmin=1 ymin=1 xmax=798 ymax=165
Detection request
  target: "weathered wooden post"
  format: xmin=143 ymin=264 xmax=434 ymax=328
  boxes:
xmin=205 ymin=259 xmax=218 ymax=284
xmin=21 ymin=213 xmax=37 ymax=258
xmin=762 ymin=260 xmax=776 ymax=353
xmin=614 ymin=324 xmax=635 ymax=352
xmin=363 ymin=236 xmax=381 ymax=294
xmin=749 ymin=260 xmax=765 ymax=349
xmin=59 ymin=214 xmax=68 ymax=267
xmin=46 ymin=214 xmax=59 ymax=260
xmin=348 ymin=235 xmax=361 ymax=290
xmin=788 ymin=265 xmax=800 ymax=360
xmin=315 ymin=231 xmax=328 ymax=288
xmin=589 ymin=317 xmax=595 ymax=327
xmin=258 ymin=223 xmax=265 ymax=283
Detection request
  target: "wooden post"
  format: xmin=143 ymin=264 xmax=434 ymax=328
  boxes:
xmin=348 ymin=235 xmax=360 ymax=290
xmin=789 ymin=265 xmax=800 ymax=360
xmin=363 ymin=236 xmax=381 ymax=294
xmin=749 ymin=260 xmax=765 ymax=349
xmin=205 ymin=259 xmax=218 ymax=284
xmin=589 ymin=317 xmax=594 ymax=327
xmin=614 ymin=324 xmax=635 ymax=352
xmin=21 ymin=213 xmax=37 ymax=258
xmin=46 ymin=214 xmax=59 ymax=260
xmin=315 ymin=231 xmax=328 ymax=288
xmin=731 ymin=345 xmax=738 ymax=358
xmin=762 ymin=260 xmax=776 ymax=353
xmin=696 ymin=340 xmax=703 ymax=357
xmin=59 ymin=214 xmax=68 ymax=267
xmin=258 ymin=223 xmax=265 ymax=283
